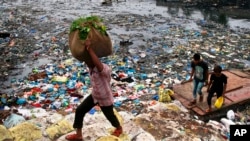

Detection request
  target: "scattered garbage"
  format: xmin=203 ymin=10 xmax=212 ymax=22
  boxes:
xmin=0 ymin=0 xmax=250 ymax=141
xmin=158 ymin=85 xmax=174 ymax=103
xmin=45 ymin=119 xmax=74 ymax=140
xmin=0 ymin=125 xmax=13 ymax=141
xmin=9 ymin=122 xmax=42 ymax=141
xmin=3 ymin=113 xmax=26 ymax=129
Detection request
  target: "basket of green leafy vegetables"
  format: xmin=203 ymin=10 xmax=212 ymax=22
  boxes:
xmin=69 ymin=16 xmax=112 ymax=62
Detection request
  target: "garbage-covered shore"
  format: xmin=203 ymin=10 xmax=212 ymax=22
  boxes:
xmin=1 ymin=0 xmax=250 ymax=141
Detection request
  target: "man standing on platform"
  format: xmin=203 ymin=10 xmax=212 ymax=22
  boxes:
xmin=188 ymin=53 xmax=209 ymax=106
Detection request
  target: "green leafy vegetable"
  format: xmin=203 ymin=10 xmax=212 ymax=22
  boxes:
xmin=70 ymin=16 xmax=107 ymax=40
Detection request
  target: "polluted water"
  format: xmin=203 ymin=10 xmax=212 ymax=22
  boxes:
xmin=0 ymin=0 xmax=250 ymax=141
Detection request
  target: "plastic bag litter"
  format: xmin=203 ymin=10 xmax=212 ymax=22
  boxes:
xmin=158 ymin=87 xmax=174 ymax=103
xmin=30 ymin=108 xmax=48 ymax=118
xmin=220 ymin=118 xmax=235 ymax=132
xmin=96 ymin=135 xmax=122 ymax=141
xmin=81 ymin=122 xmax=113 ymax=140
xmin=64 ymin=59 xmax=74 ymax=65
xmin=41 ymin=84 xmax=54 ymax=91
xmin=227 ymin=110 xmax=235 ymax=120
xmin=172 ymin=100 xmax=189 ymax=112
xmin=45 ymin=119 xmax=74 ymax=140
xmin=3 ymin=106 xmax=10 ymax=110
xmin=118 ymin=111 xmax=135 ymax=122
xmin=46 ymin=113 xmax=63 ymax=124
xmin=165 ymin=103 xmax=181 ymax=112
xmin=134 ymin=84 xmax=145 ymax=91
xmin=52 ymin=100 xmax=62 ymax=109
xmin=9 ymin=122 xmax=42 ymax=141
xmin=114 ymin=109 xmax=124 ymax=125
xmin=86 ymin=108 xmax=123 ymax=125
xmin=3 ymin=113 xmax=26 ymax=129
xmin=97 ymin=133 xmax=130 ymax=141
xmin=0 ymin=125 xmax=13 ymax=141
xmin=132 ymin=132 xmax=156 ymax=141
xmin=51 ymin=76 xmax=68 ymax=83
xmin=16 ymin=98 xmax=26 ymax=105
xmin=207 ymin=120 xmax=227 ymax=133
xmin=214 ymin=96 xmax=224 ymax=109
xmin=147 ymin=102 xmax=171 ymax=112
xmin=84 ymin=108 xmax=123 ymax=125
xmin=18 ymin=108 xmax=32 ymax=118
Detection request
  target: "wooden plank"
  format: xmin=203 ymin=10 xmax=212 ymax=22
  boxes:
xmin=228 ymin=69 xmax=250 ymax=78
xmin=173 ymin=71 xmax=247 ymax=102
xmin=226 ymin=86 xmax=250 ymax=103
xmin=172 ymin=70 xmax=250 ymax=116
xmin=192 ymin=106 xmax=206 ymax=116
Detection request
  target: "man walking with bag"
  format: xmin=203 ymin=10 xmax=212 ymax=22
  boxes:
xmin=206 ymin=65 xmax=227 ymax=112
xmin=188 ymin=53 xmax=209 ymax=106
xmin=65 ymin=40 xmax=123 ymax=140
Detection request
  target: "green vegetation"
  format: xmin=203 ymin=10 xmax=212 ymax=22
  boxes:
xmin=70 ymin=16 xmax=107 ymax=40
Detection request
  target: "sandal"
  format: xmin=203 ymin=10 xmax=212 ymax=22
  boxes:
xmin=188 ymin=100 xmax=196 ymax=106
xmin=112 ymin=126 xmax=123 ymax=137
xmin=65 ymin=134 xmax=83 ymax=141
xmin=205 ymin=108 xmax=212 ymax=113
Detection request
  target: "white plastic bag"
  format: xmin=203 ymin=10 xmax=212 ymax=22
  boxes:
xmin=227 ymin=110 xmax=235 ymax=120
xmin=220 ymin=118 xmax=235 ymax=132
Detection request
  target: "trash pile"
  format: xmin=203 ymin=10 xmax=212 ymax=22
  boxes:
xmin=1 ymin=95 xmax=248 ymax=141
xmin=0 ymin=99 xmax=225 ymax=141
xmin=0 ymin=0 xmax=250 ymax=141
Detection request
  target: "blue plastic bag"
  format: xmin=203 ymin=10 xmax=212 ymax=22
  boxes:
xmin=16 ymin=98 xmax=26 ymax=105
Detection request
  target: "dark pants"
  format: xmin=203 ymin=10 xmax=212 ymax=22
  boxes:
xmin=207 ymin=89 xmax=223 ymax=106
xmin=73 ymin=94 xmax=120 ymax=129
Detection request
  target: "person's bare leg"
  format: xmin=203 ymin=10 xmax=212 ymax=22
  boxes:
xmin=206 ymin=105 xmax=212 ymax=113
xmin=76 ymin=129 xmax=82 ymax=137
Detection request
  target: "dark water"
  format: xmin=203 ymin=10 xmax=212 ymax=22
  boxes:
xmin=2 ymin=0 xmax=250 ymax=29
xmin=155 ymin=0 xmax=250 ymax=29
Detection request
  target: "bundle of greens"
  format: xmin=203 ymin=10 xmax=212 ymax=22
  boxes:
xmin=70 ymin=16 xmax=107 ymax=40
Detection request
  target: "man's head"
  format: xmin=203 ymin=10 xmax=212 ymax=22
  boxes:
xmin=213 ymin=65 xmax=222 ymax=76
xmin=193 ymin=53 xmax=201 ymax=64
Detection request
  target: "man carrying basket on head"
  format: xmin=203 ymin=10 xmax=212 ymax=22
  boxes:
xmin=65 ymin=16 xmax=122 ymax=141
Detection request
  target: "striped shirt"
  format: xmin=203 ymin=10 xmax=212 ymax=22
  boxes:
xmin=89 ymin=63 xmax=114 ymax=106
